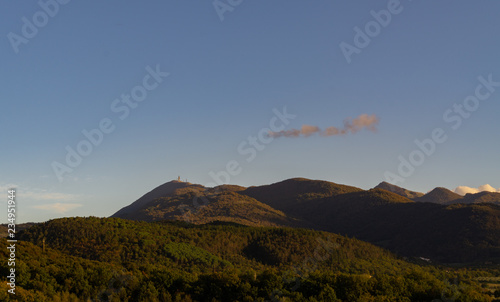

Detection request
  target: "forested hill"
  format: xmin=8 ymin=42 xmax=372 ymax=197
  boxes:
xmin=111 ymin=178 xmax=500 ymax=264
xmin=5 ymin=217 xmax=494 ymax=301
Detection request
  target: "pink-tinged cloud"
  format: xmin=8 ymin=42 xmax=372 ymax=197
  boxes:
xmin=269 ymin=114 xmax=379 ymax=138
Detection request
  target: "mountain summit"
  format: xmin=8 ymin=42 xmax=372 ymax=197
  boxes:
xmin=414 ymin=187 xmax=462 ymax=204
xmin=111 ymin=180 xmax=204 ymax=219
xmin=373 ymin=181 xmax=424 ymax=199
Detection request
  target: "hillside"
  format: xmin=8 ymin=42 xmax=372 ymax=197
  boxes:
xmin=112 ymin=181 xmax=306 ymax=228
xmin=112 ymin=178 xmax=500 ymax=264
xmin=17 ymin=217 xmax=400 ymax=273
xmin=374 ymin=181 xmax=424 ymax=199
xmin=10 ymin=217 xmax=494 ymax=301
xmin=111 ymin=180 xmax=205 ymax=218
xmin=0 ymin=222 xmax=37 ymax=238
xmin=414 ymin=187 xmax=462 ymax=204
xmin=457 ymin=192 xmax=500 ymax=205
xmin=242 ymin=178 xmax=363 ymax=212
xmin=330 ymin=202 xmax=500 ymax=263
xmin=288 ymin=188 xmax=415 ymax=230
xmin=271 ymin=187 xmax=500 ymax=263
xmin=0 ymin=236 xmax=124 ymax=301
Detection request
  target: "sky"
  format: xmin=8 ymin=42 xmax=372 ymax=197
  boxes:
xmin=1 ymin=0 xmax=500 ymax=223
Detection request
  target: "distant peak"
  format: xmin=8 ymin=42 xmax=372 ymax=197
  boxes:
xmin=374 ymin=182 xmax=424 ymax=199
xmin=414 ymin=187 xmax=461 ymax=204
xmin=430 ymin=187 xmax=454 ymax=193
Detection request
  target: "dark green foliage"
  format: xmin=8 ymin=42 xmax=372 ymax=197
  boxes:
xmin=2 ymin=217 xmax=494 ymax=301
xmin=163 ymin=242 xmax=232 ymax=268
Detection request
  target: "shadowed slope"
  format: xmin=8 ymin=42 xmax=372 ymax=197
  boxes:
xmin=414 ymin=187 xmax=462 ymax=204
xmin=456 ymin=191 xmax=500 ymax=205
xmin=242 ymin=178 xmax=362 ymax=212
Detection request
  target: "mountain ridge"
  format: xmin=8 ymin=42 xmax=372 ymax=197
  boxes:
xmin=111 ymin=178 xmax=500 ymax=264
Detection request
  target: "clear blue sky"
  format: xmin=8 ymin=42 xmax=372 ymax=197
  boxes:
xmin=2 ymin=0 xmax=500 ymax=223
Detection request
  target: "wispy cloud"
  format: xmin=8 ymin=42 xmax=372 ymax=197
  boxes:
xmin=268 ymin=114 xmax=379 ymax=138
xmin=454 ymin=184 xmax=500 ymax=195
xmin=22 ymin=191 xmax=78 ymax=201
xmin=0 ymin=184 xmax=18 ymax=192
xmin=33 ymin=203 xmax=83 ymax=214
xmin=0 ymin=184 xmax=79 ymax=201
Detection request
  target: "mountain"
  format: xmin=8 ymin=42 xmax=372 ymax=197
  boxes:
xmin=241 ymin=178 xmax=363 ymax=216
xmin=414 ymin=187 xmax=462 ymax=204
xmin=112 ymin=178 xmax=500 ymax=264
xmin=7 ymin=178 xmax=498 ymax=300
xmin=252 ymin=185 xmax=500 ymax=263
xmin=456 ymin=191 xmax=500 ymax=205
xmin=374 ymin=181 xmax=424 ymax=199
xmin=112 ymin=180 xmax=305 ymax=228
xmin=375 ymin=182 xmax=500 ymax=205
xmin=111 ymin=177 xmax=364 ymax=227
